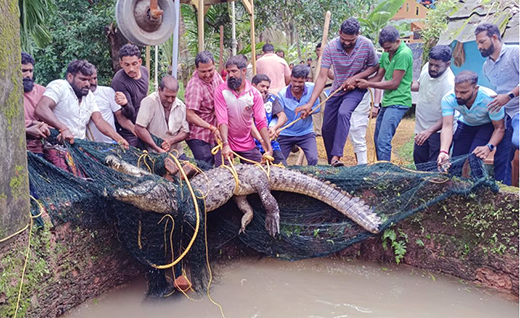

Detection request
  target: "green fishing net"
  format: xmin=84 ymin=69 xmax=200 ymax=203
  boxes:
xmin=27 ymin=131 xmax=498 ymax=295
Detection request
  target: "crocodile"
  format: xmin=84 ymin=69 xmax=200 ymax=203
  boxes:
xmin=106 ymin=156 xmax=382 ymax=235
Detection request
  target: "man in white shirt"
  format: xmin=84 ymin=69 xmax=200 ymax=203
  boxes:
xmin=411 ymin=45 xmax=455 ymax=168
xmin=87 ymin=67 xmax=135 ymax=143
xmin=35 ymin=60 xmax=128 ymax=147
xmin=135 ymin=76 xmax=190 ymax=157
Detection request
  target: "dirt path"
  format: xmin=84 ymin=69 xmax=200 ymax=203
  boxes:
xmin=286 ymin=118 xmax=416 ymax=166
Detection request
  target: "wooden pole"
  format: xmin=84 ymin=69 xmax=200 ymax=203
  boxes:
xmin=145 ymin=46 xmax=151 ymax=75
xmin=250 ymin=0 xmax=256 ymax=75
xmin=219 ymin=25 xmax=224 ymax=71
xmin=198 ymin=0 xmax=204 ymax=52
xmin=314 ymin=11 xmax=331 ymax=82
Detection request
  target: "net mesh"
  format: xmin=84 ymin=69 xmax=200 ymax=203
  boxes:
xmin=27 ymin=131 xmax=498 ymax=295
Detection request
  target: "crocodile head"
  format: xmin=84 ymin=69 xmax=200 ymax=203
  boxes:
xmin=112 ymin=180 xmax=178 ymax=214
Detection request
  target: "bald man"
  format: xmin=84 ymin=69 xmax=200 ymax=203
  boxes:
xmin=135 ymin=76 xmax=190 ymax=156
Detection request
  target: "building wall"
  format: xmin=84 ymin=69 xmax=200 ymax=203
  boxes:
xmin=394 ymin=0 xmax=428 ymax=20
xmin=450 ymin=41 xmax=494 ymax=88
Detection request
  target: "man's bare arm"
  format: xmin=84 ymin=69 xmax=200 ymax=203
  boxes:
xmin=114 ymin=109 xmax=136 ymax=135
xmin=91 ymin=112 xmax=128 ymax=146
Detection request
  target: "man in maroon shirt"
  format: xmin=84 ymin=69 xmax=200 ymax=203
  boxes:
xmin=111 ymin=44 xmax=149 ymax=147
xmin=185 ymin=51 xmax=224 ymax=166
xmin=22 ymin=52 xmax=50 ymax=154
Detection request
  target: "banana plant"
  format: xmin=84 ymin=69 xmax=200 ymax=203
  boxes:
xmin=19 ymin=0 xmax=56 ymax=51
xmin=358 ymin=0 xmax=407 ymax=45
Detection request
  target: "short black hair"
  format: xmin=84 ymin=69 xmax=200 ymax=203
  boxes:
xmin=159 ymin=75 xmax=179 ymax=91
xmin=474 ymin=23 xmax=502 ymax=41
xmin=378 ymin=26 xmax=400 ymax=46
xmin=275 ymin=49 xmax=284 ymax=54
xmin=291 ymin=64 xmax=309 ymax=79
xmin=225 ymin=55 xmax=247 ymax=70
xmin=21 ymin=52 xmax=35 ymax=65
xmin=118 ymin=44 xmax=141 ymax=59
xmin=195 ymin=51 xmax=215 ymax=68
xmin=252 ymin=74 xmax=271 ymax=85
xmin=455 ymin=70 xmax=478 ymax=86
xmin=262 ymin=43 xmax=275 ymax=53
xmin=239 ymin=54 xmax=249 ymax=63
xmin=316 ymin=43 xmax=322 ymax=50
xmin=340 ymin=18 xmax=360 ymax=35
xmin=429 ymin=45 xmax=452 ymax=62
xmin=66 ymin=60 xmax=94 ymax=77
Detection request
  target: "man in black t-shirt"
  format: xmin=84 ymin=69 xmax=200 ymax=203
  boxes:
xmin=111 ymin=44 xmax=149 ymax=147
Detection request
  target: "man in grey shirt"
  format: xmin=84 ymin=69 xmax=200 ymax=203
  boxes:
xmin=475 ymin=23 xmax=519 ymax=185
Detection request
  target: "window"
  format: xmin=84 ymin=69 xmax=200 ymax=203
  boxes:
xmin=406 ymin=3 xmax=409 ymax=11
xmin=416 ymin=6 xmax=419 ymax=15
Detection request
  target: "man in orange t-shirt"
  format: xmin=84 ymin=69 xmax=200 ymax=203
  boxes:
xmin=256 ymin=44 xmax=291 ymax=95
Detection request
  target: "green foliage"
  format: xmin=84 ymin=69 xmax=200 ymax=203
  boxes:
xmin=18 ymin=0 xmax=56 ymax=51
xmin=31 ymin=0 xmax=116 ymax=86
xmin=382 ymin=228 xmax=408 ymax=264
xmin=358 ymin=0 xmax=407 ymax=45
xmin=421 ymin=0 xmax=457 ymax=63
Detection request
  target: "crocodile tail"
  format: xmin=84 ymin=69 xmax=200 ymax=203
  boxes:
xmin=269 ymin=167 xmax=381 ymax=233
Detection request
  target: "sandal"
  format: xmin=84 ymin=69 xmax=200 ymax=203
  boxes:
xmin=331 ymin=160 xmax=344 ymax=167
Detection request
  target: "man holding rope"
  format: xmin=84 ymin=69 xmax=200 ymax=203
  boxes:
xmin=214 ymin=56 xmax=273 ymax=164
xmin=295 ymin=18 xmax=379 ymax=167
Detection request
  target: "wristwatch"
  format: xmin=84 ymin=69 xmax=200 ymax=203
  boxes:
xmin=508 ymin=92 xmax=515 ymax=100
xmin=486 ymin=143 xmax=495 ymax=152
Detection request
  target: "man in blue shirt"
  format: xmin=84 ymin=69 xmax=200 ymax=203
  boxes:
xmin=277 ymin=65 xmax=320 ymax=165
xmin=251 ymin=74 xmax=288 ymax=164
xmin=438 ymin=71 xmax=505 ymax=171
xmin=475 ymin=23 xmax=519 ymax=185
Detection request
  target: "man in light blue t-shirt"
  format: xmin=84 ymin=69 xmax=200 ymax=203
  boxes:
xmin=438 ymin=71 xmax=505 ymax=171
xmin=277 ymin=65 xmax=320 ymax=165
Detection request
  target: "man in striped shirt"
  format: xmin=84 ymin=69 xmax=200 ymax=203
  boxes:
xmin=185 ymin=51 xmax=224 ymax=166
xmin=296 ymin=18 xmax=379 ymax=167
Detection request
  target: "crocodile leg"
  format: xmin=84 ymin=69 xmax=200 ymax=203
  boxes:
xmin=233 ymin=195 xmax=254 ymax=234
xmin=258 ymin=189 xmax=280 ymax=236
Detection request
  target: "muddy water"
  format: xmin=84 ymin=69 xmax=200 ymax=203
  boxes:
xmin=64 ymin=258 xmax=518 ymax=318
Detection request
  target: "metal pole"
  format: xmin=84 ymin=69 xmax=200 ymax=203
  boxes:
xmin=231 ymin=1 xmax=237 ymax=55
xmin=171 ymin=0 xmax=180 ymax=78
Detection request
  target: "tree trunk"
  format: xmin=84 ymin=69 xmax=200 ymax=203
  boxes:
xmin=106 ymin=23 xmax=127 ymax=73
xmin=0 ymin=0 xmax=30 ymax=242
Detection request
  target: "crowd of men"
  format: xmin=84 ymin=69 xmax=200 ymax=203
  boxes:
xmin=21 ymin=19 xmax=518 ymax=185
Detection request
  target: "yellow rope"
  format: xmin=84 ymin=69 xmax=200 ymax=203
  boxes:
xmin=0 ymin=224 xmax=29 ymax=243
xmin=137 ymin=150 xmax=155 ymax=173
xmin=12 ymin=195 xmax=44 ymax=318
xmin=150 ymin=154 xmax=201 ymax=270
xmin=278 ymin=86 xmax=344 ymax=136
xmin=202 ymin=196 xmax=226 ymax=318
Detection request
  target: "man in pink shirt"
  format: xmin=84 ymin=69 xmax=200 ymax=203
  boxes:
xmin=22 ymin=52 xmax=50 ymax=154
xmin=215 ymin=56 xmax=273 ymax=164
xmin=256 ymin=44 xmax=291 ymax=95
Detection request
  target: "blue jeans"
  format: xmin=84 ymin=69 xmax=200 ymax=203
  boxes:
xmin=494 ymin=115 xmax=513 ymax=185
xmin=374 ymin=105 xmax=409 ymax=161
xmin=512 ymin=114 xmax=519 ymax=149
